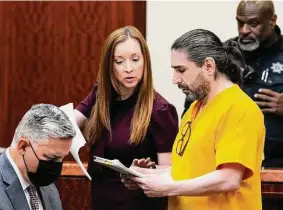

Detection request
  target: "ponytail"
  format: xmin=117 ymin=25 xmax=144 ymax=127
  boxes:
xmin=224 ymin=41 xmax=246 ymax=84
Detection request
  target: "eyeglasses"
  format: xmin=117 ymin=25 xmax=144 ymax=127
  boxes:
xmin=176 ymin=121 xmax=192 ymax=156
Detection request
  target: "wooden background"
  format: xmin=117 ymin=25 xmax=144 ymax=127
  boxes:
xmin=0 ymin=1 xmax=145 ymax=161
xmin=0 ymin=1 xmax=146 ymax=209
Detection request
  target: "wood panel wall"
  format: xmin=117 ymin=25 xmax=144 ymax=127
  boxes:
xmin=0 ymin=1 xmax=146 ymax=163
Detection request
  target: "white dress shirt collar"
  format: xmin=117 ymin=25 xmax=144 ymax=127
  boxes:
xmin=6 ymin=148 xmax=44 ymax=210
xmin=6 ymin=148 xmax=30 ymax=191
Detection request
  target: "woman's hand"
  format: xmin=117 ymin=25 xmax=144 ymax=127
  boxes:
xmin=132 ymin=157 xmax=156 ymax=169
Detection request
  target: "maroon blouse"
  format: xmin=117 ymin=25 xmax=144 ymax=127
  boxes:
xmin=76 ymin=84 xmax=179 ymax=210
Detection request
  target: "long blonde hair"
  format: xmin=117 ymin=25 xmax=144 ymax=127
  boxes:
xmin=84 ymin=25 xmax=154 ymax=145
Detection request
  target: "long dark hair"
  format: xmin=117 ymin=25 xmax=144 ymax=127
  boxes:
xmin=171 ymin=29 xmax=248 ymax=84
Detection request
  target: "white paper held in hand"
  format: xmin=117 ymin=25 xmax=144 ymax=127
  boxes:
xmin=93 ymin=156 xmax=144 ymax=177
xmin=59 ymin=103 xmax=92 ymax=180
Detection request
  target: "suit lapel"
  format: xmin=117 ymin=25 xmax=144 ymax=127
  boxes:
xmin=1 ymin=152 xmax=30 ymax=210
xmin=5 ymin=181 xmax=30 ymax=210
xmin=38 ymin=187 xmax=49 ymax=210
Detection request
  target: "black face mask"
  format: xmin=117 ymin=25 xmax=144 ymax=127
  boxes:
xmin=22 ymin=142 xmax=63 ymax=187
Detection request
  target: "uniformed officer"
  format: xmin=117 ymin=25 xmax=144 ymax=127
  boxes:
xmin=227 ymin=0 xmax=283 ymax=168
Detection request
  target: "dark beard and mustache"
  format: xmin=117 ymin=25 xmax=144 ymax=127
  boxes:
xmin=238 ymin=35 xmax=260 ymax=51
xmin=178 ymin=72 xmax=210 ymax=102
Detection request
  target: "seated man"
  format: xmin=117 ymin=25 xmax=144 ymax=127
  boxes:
xmin=0 ymin=104 xmax=76 ymax=210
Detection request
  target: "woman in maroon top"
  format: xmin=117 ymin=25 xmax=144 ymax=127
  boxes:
xmin=75 ymin=25 xmax=178 ymax=210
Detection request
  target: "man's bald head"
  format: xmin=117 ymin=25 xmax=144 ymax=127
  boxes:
xmin=237 ymin=0 xmax=275 ymax=18
xmin=236 ymin=0 xmax=277 ymax=51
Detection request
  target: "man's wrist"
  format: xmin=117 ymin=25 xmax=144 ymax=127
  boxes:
xmin=166 ymin=179 xmax=183 ymax=197
xmin=167 ymin=179 xmax=193 ymax=197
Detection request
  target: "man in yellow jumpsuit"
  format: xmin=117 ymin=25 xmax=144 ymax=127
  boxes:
xmin=122 ymin=28 xmax=265 ymax=210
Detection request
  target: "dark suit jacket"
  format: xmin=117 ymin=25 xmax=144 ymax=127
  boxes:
xmin=0 ymin=150 xmax=63 ymax=210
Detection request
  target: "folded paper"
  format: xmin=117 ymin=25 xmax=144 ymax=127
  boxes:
xmin=60 ymin=103 xmax=91 ymax=180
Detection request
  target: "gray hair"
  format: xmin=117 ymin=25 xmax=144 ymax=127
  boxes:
xmin=12 ymin=104 xmax=76 ymax=145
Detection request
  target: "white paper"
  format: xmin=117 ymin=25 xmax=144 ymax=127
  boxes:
xmin=60 ymin=103 xmax=92 ymax=180
xmin=93 ymin=156 xmax=144 ymax=177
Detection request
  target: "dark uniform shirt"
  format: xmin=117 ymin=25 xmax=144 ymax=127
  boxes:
xmin=76 ymin=84 xmax=179 ymax=210
xmin=229 ymin=26 xmax=283 ymax=168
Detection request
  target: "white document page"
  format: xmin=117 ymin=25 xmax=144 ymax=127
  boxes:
xmin=60 ymin=103 xmax=92 ymax=180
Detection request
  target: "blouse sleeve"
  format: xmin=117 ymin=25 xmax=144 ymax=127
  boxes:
xmin=75 ymin=84 xmax=97 ymax=119
xmin=150 ymin=103 xmax=179 ymax=153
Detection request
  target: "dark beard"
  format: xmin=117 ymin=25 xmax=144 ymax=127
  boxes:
xmin=180 ymin=72 xmax=210 ymax=101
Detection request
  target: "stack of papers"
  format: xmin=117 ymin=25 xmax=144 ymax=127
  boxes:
xmin=93 ymin=156 xmax=144 ymax=177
